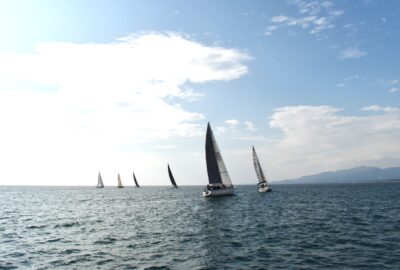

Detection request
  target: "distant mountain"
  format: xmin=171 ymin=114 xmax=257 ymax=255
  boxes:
xmin=274 ymin=166 xmax=400 ymax=184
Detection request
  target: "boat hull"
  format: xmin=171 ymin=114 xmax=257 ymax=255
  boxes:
xmin=259 ymin=186 xmax=271 ymax=193
xmin=203 ymin=187 xmax=235 ymax=197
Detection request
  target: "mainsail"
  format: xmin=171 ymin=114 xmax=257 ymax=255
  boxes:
xmin=205 ymin=123 xmax=233 ymax=187
xmin=133 ymin=171 xmax=140 ymax=187
xmin=167 ymin=164 xmax=178 ymax=188
xmin=97 ymin=172 xmax=104 ymax=188
xmin=252 ymin=146 xmax=267 ymax=184
xmin=117 ymin=173 xmax=124 ymax=188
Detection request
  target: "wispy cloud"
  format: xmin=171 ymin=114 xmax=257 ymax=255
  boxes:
xmin=339 ymin=47 xmax=367 ymax=59
xmin=152 ymin=144 xmax=177 ymax=149
xmin=265 ymin=0 xmax=344 ymax=37
xmin=389 ymin=87 xmax=399 ymax=93
xmin=362 ymin=105 xmax=400 ymax=113
xmin=244 ymin=121 xmax=257 ymax=131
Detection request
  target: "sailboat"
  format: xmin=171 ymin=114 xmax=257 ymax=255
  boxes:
xmin=117 ymin=173 xmax=124 ymax=188
xmin=133 ymin=171 xmax=140 ymax=187
xmin=252 ymin=146 xmax=271 ymax=192
xmin=203 ymin=123 xmax=235 ymax=197
xmin=96 ymin=172 xmax=104 ymax=188
xmin=167 ymin=164 xmax=178 ymax=188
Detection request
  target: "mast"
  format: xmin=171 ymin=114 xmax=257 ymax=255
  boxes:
xmin=167 ymin=164 xmax=178 ymax=188
xmin=97 ymin=172 xmax=104 ymax=188
xmin=133 ymin=171 xmax=140 ymax=187
xmin=252 ymin=146 xmax=267 ymax=184
xmin=205 ymin=123 xmax=232 ymax=186
xmin=117 ymin=173 xmax=124 ymax=188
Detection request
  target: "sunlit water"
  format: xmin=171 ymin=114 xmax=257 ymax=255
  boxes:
xmin=1 ymin=183 xmax=399 ymax=269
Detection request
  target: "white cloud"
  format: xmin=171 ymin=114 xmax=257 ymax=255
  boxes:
xmin=225 ymin=119 xmax=240 ymax=128
xmin=0 ymin=32 xmax=250 ymax=185
xmin=265 ymin=25 xmax=279 ymax=36
xmin=266 ymin=105 xmax=400 ymax=180
xmin=336 ymin=83 xmax=345 ymax=87
xmin=362 ymin=105 xmax=400 ymax=113
xmin=216 ymin=126 xmax=227 ymax=135
xmin=271 ymin=15 xmax=289 ymax=23
xmin=389 ymin=87 xmax=399 ymax=93
xmin=339 ymin=47 xmax=367 ymax=59
xmin=244 ymin=121 xmax=257 ymax=131
xmin=330 ymin=10 xmax=344 ymax=16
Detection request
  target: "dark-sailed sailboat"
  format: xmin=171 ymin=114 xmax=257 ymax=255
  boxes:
xmin=167 ymin=164 xmax=178 ymax=188
xmin=203 ymin=123 xmax=235 ymax=197
xmin=96 ymin=172 xmax=104 ymax=188
xmin=133 ymin=171 xmax=140 ymax=187
xmin=252 ymin=146 xmax=271 ymax=192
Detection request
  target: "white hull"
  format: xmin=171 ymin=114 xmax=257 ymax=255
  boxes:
xmin=259 ymin=186 xmax=271 ymax=193
xmin=203 ymin=187 xmax=235 ymax=197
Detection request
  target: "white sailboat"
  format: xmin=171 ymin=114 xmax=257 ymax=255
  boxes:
xmin=96 ymin=172 xmax=104 ymax=188
xmin=203 ymin=123 xmax=235 ymax=197
xmin=117 ymin=173 xmax=124 ymax=188
xmin=252 ymin=146 xmax=271 ymax=192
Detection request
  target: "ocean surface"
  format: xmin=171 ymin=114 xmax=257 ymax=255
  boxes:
xmin=1 ymin=183 xmax=399 ymax=269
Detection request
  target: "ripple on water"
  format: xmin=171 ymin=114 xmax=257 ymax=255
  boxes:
xmin=0 ymin=184 xmax=399 ymax=269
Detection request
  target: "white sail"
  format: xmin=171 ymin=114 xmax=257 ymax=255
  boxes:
xmin=97 ymin=172 xmax=104 ymax=188
xmin=252 ymin=147 xmax=267 ymax=184
xmin=117 ymin=173 xmax=124 ymax=188
xmin=206 ymin=123 xmax=233 ymax=187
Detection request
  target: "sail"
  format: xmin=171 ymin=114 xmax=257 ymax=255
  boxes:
xmin=133 ymin=172 xmax=140 ymax=187
xmin=167 ymin=164 xmax=178 ymax=188
xmin=252 ymin=146 xmax=267 ymax=184
xmin=97 ymin=172 xmax=104 ymax=188
xmin=117 ymin=173 xmax=124 ymax=188
xmin=205 ymin=123 xmax=233 ymax=186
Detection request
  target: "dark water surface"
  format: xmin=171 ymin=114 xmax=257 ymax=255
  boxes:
xmin=1 ymin=183 xmax=399 ymax=269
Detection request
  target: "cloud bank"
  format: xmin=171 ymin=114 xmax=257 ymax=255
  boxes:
xmin=264 ymin=105 xmax=400 ymax=179
xmin=0 ymin=32 xmax=250 ymax=185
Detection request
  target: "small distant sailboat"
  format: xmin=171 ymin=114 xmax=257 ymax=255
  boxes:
xmin=252 ymin=146 xmax=271 ymax=193
xmin=96 ymin=172 xmax=104 ymax=188
xmin=133 ymin=171 xmax=140 ymax=187
xmin=203 ymin=123 xmax=235 ymax=197
xmin=117 ymin=173 xmax=124 ymax=188
xmin=167 ymin=164 xmax=178 ymax=188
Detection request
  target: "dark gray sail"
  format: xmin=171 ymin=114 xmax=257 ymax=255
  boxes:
xmin=167 ymin=164 xmax=178 ymax=188
xmin=252 ymin=146 xmax=267 ymax=184
xmin=205 ymin=123 xmax=232 ymax=186
xmin=133 ymin=171 xmax=140 ymax=187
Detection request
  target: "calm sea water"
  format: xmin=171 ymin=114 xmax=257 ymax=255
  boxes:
xmin=1 ymin=183 xmax=399 ymax=269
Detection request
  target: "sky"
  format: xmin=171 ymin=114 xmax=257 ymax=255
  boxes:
xmin=0 ymin=0 xmax=399 ymax=186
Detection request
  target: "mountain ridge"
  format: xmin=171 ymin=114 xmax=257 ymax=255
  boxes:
xmin=274 ymin=165 xmax=400 ymax=184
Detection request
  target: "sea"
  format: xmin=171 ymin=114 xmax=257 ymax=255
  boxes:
xmin=1 ymin=183 xmax=399 ymax=269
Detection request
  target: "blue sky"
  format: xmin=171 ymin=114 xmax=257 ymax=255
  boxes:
xmin=0 ymin=0 xmax=399 ymax=186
